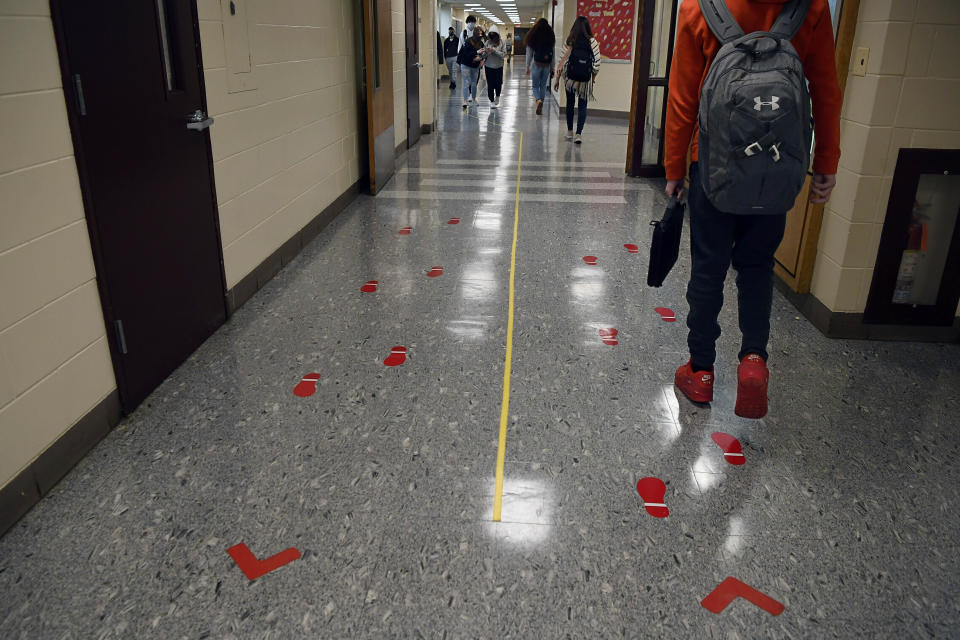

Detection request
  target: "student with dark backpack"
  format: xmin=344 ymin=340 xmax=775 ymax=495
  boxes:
xmin=553 ymin=17 xmax=601 ymax=143
xmin=457 ymin=28 xmax=483 ymax=108
xmin=664 ymin=0 xmax=842 ymax=419
xmin=524 ymin=18 xmax=555 ymax=116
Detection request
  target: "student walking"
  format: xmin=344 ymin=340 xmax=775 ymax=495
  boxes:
xmin=665 ymin=0 xmax=841 ymax=419
xmin=553 ymin=16 xmax=601 ymax=144
xmin=482 ymin=30 xmax=507 ymax=107
xmin=524 ymin=18 xmax=555 ymax=116
xmin=457 ymin=25 xmax=484 ymax=108
xmin=443 ymin=27 xmax=459 ymax=90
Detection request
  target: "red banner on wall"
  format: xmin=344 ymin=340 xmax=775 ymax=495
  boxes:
xmin=576 ymin=0 xmax=635 ymax=62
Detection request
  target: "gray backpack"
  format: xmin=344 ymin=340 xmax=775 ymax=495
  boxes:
xmin=696 ymin=0 xmax=812 ymax=214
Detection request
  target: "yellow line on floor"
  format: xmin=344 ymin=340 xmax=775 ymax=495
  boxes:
xmin=492 ymin=131 xmax=523 ymax=523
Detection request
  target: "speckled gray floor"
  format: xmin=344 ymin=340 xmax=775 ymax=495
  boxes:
xmin=2 ymin=65 xmax=959 ymax=639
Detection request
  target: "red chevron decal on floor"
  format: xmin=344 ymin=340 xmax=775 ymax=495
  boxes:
xmin=701 ymin=577 xmax=784 ymax=615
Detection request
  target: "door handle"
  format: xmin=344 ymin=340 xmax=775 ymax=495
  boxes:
xmin=413 ymin=62 xmax=424 ymax=68
xmin=186 ymin=109 xmax=214 ymax=131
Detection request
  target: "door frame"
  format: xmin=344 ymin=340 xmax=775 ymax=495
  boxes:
xmin=49 ymin=0 xmax=228 ymax=412
xmin=405 ymin=0 xmax=421 ymax=147
xmin=626 ymin=0 xmax=678 ymax=178
xmin=773 ymin=0 xmax=861 ymax=294
xmin=361 ymin=0 xmax=397 ymax=194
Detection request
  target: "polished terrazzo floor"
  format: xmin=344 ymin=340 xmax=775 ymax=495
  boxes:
xmin=1 ymin=64 xmax=959 ymax=639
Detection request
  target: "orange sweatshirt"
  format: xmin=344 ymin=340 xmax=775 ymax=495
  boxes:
xmin=664 ymin=0 xmax=842 ymax=181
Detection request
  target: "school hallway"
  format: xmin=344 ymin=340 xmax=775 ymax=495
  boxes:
xmin=1 ymin=58 xmax=958 ymax=638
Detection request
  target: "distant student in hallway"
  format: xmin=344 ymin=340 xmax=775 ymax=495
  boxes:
xmin=443 ymin=27 xmax=460 ymax=90
xmin=505 ymin=34 xmax=513 ymax=63
xmin=553 ymin=16 xmax=600 ymax=144
xmin=457 ymin=25 xmax=484 ymax=108
xmin=524 ymin=18 xmax=555 ymax=116
xmin=482 ymin=29 xmax=507 ymax=108
xmin=665 ymin=0 xmax=841 ymax=419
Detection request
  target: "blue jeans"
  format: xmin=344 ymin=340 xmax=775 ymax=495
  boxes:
xmin=531 ymin=64 xmax=550 ymax=101
xmin=445 ymin=57 xmax=458 ymax=84
xmin=461 ymin=65 xmax=479 ymax=101
xmin=565 ymin=88 xmax=587 ymax=133
xmin=686 ymin=163 xmax=787 ymax=368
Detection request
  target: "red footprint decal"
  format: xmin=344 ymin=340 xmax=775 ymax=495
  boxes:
xmin=398 ymin=226 xmax=412 ymax=235
xmin=583 ymin=256 xmax=598 ymax=265
xmin=361 ymin=280 xmax=378 ymax=293
xmin=426 ymin=266 xmax=443 ymax=278
xmin=624 ymin=244 xmax=639 ymax=254
xmin=598 ymin=328 xmax=618 ymax=346
xmin=293 ymin=373 xmax=321 ymax=397
xmin=384 ymin=346 xmax=407 ymax=367
xmin=637 ymin=477 xmax=669 ymax=518
xmin=654 ymin=307 xmax=676 ymax=322
xmin=448 ymin=217 xmax=460 ymax=225
xmin=711 ymin=432 xmax=745 ymax=466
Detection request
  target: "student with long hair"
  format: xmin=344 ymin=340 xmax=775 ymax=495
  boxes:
xmin=482 ymin=29 xmax=507 ymax=107
xmin=524 ymin=18 xmax=555 ymax=115
xmin=553 ymin=16 xmax=601 ymax=143
xmin=457 ymin=26 xmax=484 ymax=108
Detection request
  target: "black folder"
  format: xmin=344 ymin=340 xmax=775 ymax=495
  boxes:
xmin=646 ymin=194 xmax=685 ymax=287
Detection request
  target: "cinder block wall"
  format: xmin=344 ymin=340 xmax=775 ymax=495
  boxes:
xmin=197 ymin=0 xmax=363 ymax=289
xmin=810 ymin=0 xmax=960 ymax=315
xmin=0 ymin=3 xmax=117 ymax=492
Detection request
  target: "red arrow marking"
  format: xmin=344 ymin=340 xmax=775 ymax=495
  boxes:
xmin=227 ymin=543 xmax=301 ymax=580
xmin=701 ymin=577 xmax=784 ymax=616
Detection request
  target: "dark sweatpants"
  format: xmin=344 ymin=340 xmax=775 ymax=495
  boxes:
xmin=486 ymin=66 xmax=503 ymax=101
xmin=685 ymin=162 xmax=787 ymax=368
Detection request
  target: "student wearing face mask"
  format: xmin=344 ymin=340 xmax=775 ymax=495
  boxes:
xmin=459 ymin=15 xmax=477 ymax=49
xmin=443 ymin=26 xmax=459 ymax=90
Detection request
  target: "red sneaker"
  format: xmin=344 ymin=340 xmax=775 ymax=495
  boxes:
xmin=674 ymin=361 xmax=714 ymax=404
xmin=735 ymin=354 xmax=769 ymax=419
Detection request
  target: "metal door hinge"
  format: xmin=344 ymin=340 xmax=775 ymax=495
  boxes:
xmin=113 ymin=320 xmax=128 ymax=354
xmin=72 ymin=74 xmax=87 ymax=116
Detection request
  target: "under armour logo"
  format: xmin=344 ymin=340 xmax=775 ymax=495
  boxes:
xmin=754 ymin=96 xmax=780 ymax=111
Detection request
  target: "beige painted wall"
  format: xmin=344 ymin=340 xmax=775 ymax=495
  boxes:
xmin=0 ymin=3 xmax=117 ymax=488
xmin=810 ymin=0 xmax=960 ymax=314
xmin=198 ymin=0 xmax=362 ymax=289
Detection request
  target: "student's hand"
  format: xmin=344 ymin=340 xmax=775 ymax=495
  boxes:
xmin=665 ymin=179 xmax=684 ymax=200
xmin=810 ymin=173 xmax=836 ymax=204
xmin=525 ymin=68 xmax=530 ymax=76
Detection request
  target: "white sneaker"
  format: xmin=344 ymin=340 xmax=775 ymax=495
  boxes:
xmin=565 ymin=131 xmax=573 ymax=140
xmin=574 ymin=134 xmax=583 ymax=144
xmin=494 ymin=97 xmax=500 ymax=107
xmin=491 ymin=99 xmax=498 ymax=109
xmin=462 ymin=101 xmax=468 ymax=108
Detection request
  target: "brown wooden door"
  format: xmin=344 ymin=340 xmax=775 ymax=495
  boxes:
xmin=362 ymin=0 xmax=396 ymax=194
xmin=405 ymin=0 xmax=421 ymax=147
xmin=52 ymin=0 xmax=227 ymax=412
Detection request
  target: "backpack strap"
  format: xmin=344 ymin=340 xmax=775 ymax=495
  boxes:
xmin=770 ymin=0 xmax=812 ymax=40
xmin=697 ymin=0 xmax=744 ymax=44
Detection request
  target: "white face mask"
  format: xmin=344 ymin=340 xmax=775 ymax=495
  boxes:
xmin=466 ymin=23 xmax=475 ymax=33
